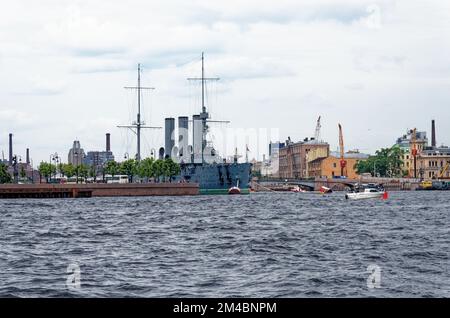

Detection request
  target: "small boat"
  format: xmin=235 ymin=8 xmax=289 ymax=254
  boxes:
xmin=319 ymin=186 xmax=333 ymax=194
xmin=290 ymin=185 xmax=308 ymax=193
xmin=290 ymin=185 xmax=300 ymax=192
xmin=345 ymin=183 xmax=388 ymax=200
xmin=228 ymin=180 xmax=241 ymax=195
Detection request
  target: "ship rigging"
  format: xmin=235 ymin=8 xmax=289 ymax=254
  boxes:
xmin=188 ymin=52 xmax=229 ymax=164
xmin=117 ymin=64 xmax=161 ymax=161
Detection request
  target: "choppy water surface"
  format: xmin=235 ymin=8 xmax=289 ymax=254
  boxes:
xmin=0 ymin=192 xmax=448 ymax=297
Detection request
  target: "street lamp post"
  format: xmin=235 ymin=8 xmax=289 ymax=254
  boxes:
xmin=30 ymin=158 xmax=34 ymax=184
xmin=12 ymin=155 xmax=18 ymax=184
xmin=50 ymin=153 xmax=60 ymax=182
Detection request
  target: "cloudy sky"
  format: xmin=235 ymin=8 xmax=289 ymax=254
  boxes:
xmin=1 ymin=0 xmax=449 ymax=163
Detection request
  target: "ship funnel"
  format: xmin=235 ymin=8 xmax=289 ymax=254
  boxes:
xmin=165 ymin=118 xmax=175 ymax=159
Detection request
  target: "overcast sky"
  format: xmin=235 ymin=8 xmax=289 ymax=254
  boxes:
xmin=1 ymin=0 xmax=449 ymax=163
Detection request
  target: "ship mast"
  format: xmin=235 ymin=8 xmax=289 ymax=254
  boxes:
xmin=118 ymin=64 xmax=161 ymax=161
xmin=188 ymin=52 xmax=228 ymax=163
xmin=201 ymin=52 xmax=206 ymax=115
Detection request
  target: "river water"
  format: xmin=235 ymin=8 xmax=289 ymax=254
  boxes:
xmin=0 ymin=192 xmax=448 ymax=297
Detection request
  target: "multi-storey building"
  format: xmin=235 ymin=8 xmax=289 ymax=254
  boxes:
xmin=279 ymin=137 xmax=329 ymax=179
xmin=83 ymin=151 xmax=115 ymax=171
xmin=395 ymin=130 xmax=428 ymax=175
xmin=418 ymin=147 xmax=450 ymax=180
xmin=68 ymin=141 xmax=86 ymax=166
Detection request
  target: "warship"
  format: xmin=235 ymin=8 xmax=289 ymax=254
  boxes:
xmin=175 ymin=53 xmax=252 ymax=194
xmin=120 ymin=54 xmax=252 ymax=194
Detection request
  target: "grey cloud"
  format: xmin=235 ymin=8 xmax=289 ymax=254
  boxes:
xmin=71 ymin=63 xmax=132 ymax=74
xmin=353 ymin=53 xmax=407 ymax=73
xmin=344 ymin=83 xmax=365 ymax=90
xmin=12 ymin=87 xmax=65 ymax=96
xmin=187 ymin=2 xmax=376 ymax=27
xmin=70 ymin=47 xmax=128 ymax=57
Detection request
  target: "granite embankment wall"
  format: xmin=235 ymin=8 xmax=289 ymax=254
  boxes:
xmin=0 ymin=183 xmax=199 ymax=198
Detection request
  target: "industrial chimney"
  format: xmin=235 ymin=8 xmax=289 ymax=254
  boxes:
xmin=106 ymin=133 xmax=111 ymax=152
xmin=9 ymin=133 xmax=13 ymax=165
xmin=26 ymin=148 xmax=30 ymax=165
xmin=431 ymin=120 xmax=436 ymax=148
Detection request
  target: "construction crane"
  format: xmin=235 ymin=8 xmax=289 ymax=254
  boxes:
xmin=410 ymin=128 xmax=418 ymax=178
xmin=314 ymin=116 xmax=321 ymax=142
xmin=338 ymin=124 xmax=347 ymax=177
xmin=438 ymin=162 xmax=449 ymax=179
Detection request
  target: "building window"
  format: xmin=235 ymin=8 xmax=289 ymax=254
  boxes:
xmin=333 ymin=163 xmax=337 ymax=168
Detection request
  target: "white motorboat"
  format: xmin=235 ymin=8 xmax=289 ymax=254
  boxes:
xmin=345 ymin=184 xmax=388 ymax=200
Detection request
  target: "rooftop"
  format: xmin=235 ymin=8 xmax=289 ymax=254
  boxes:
xmin=282 ymin=137 xmax=329 ymax=148
xmin=330 ymin=151 xmax=370 ymax=159
xmin=422 ymin=146 xmax=450 ymax=156
xmin=309 ymin=151 xmax=370 ymax=164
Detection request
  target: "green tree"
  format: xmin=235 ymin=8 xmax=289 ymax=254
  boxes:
xmin=164 ymin=158 xmax=180 ymax=182
xmin=58 ymin=163 xmax=65 ymax=177
xmin=354 ymin=146 xmax=405 ymax=178
xmin=89 ymin=165 xmax=97 ymax=182
xmin=38 ymin=162 xmax=56 ymax=183
xmin=0 ymin=163 xmax=12 ymax=184
xmin=153 ymin=159 xmax=165 ymax=182
xmin=120 ymin=159 xmax=137 ymax=183
xmin=62 ymin=163 xmax=76 ymax=179
xmin=104 ymin=160 xmax=120 ymax=179
xmin=137 ymin=157 xmax=155 ymax=182
xmin=20 ymin=166 xmax=27 ymax=180
xmin=388 ymin=145 xmax=405 ymax=177
xmin=75 ymin=164 xmax=89 ymax=183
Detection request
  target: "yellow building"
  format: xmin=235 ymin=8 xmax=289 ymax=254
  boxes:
xmin=307 ymin=151 xmax=369 ymax=179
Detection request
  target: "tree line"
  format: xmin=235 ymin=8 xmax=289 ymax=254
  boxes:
xmin=36 ymin=157 xmax=181 ymax=183
xmin=354 ymin=146 xmax=406 ymax=178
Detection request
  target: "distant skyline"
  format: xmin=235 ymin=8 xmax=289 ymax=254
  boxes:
xmin=1 ymin=0 xmax=449 ymax=163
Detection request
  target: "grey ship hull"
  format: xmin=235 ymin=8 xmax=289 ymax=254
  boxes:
xmin=179 ymin=162 xmax=252 ymax=194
